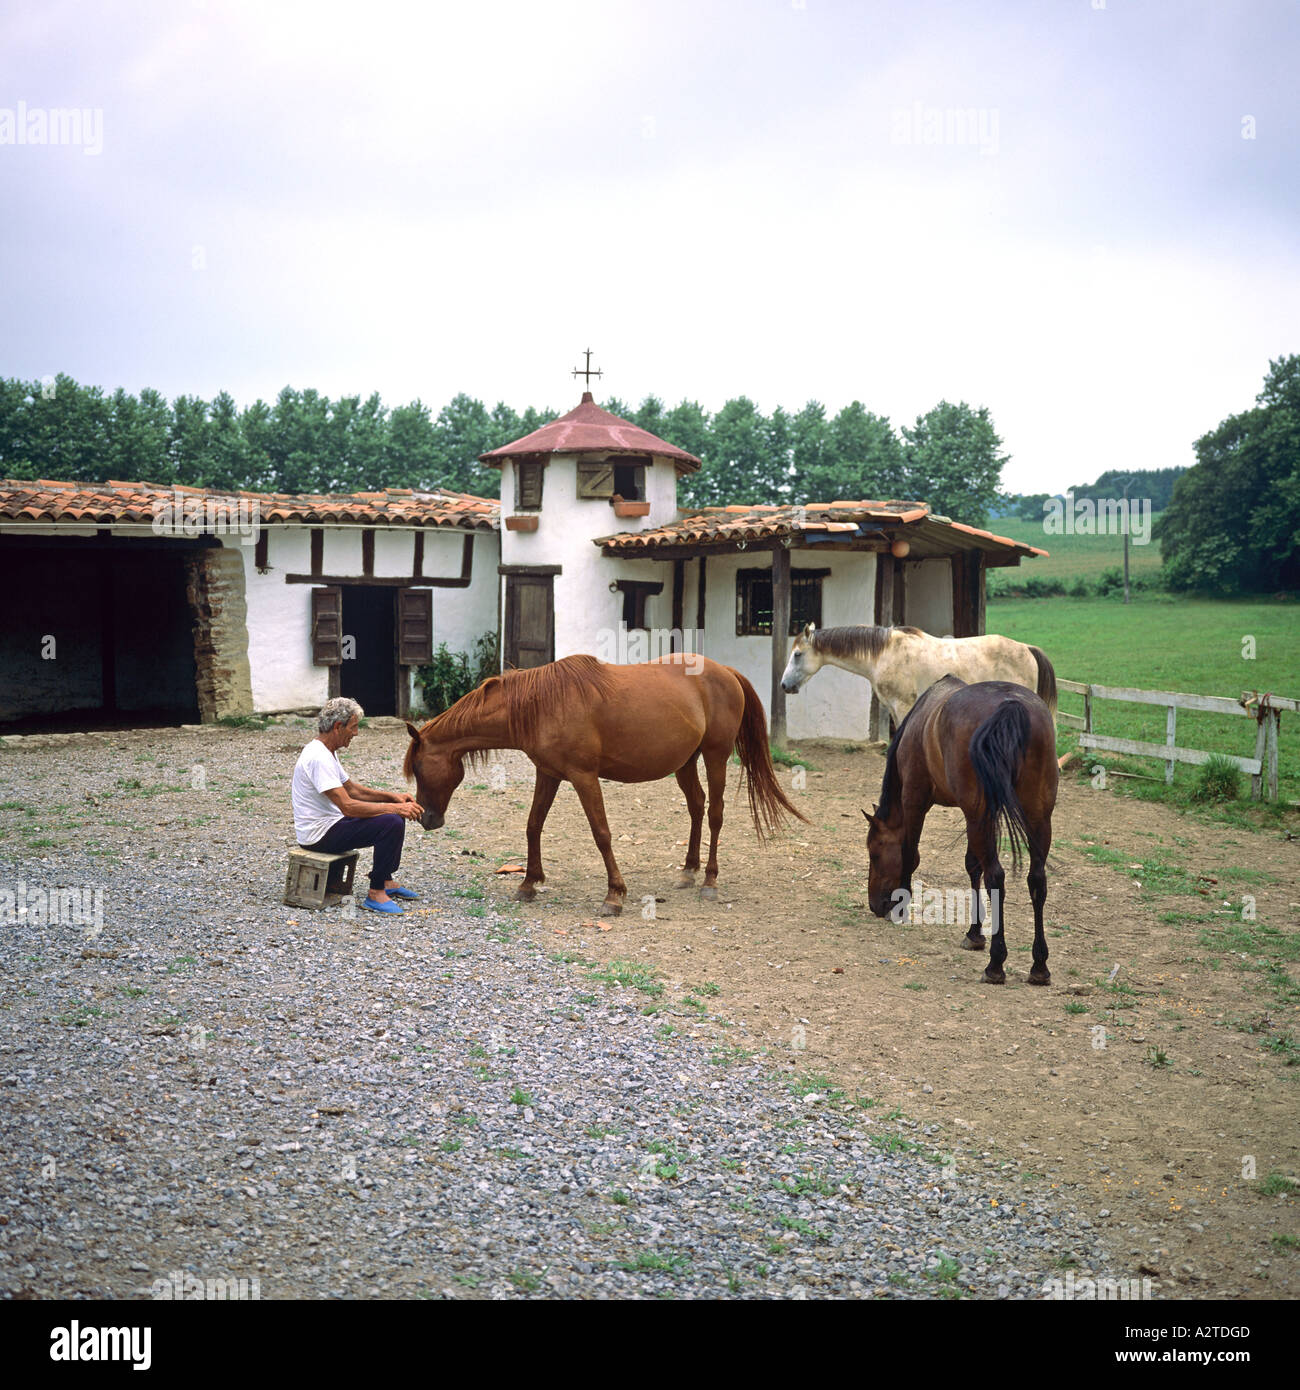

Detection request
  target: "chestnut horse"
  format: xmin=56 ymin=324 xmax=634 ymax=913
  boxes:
xmin=863 ymin=676 xmax=1058 ymax=985
xmin=404 ymin=653 xmax=805 ymax=914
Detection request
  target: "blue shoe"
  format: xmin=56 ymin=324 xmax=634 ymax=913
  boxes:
xmin=386 ymin=886 xmax=419 ymax=900
xmin=362 ymin=897 xmax=404 ymax=914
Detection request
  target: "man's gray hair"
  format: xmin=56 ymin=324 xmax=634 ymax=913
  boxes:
xmin=318 ymin=697 xmax=363 ymax=734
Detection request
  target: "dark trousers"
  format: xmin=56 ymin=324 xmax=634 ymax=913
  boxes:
xmin=304 ymin=814 xmax=405 ymax=891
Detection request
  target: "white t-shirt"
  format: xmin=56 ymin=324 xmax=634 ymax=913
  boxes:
xmin=292 ymin=739 xmax=349 ymax=845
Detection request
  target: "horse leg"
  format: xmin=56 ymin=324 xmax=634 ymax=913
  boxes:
xmin=980 ymin=844 xmax=1008 ymax=985
xmin=960 ymin=844 xmax=986 ymax=952
xmin=1026 ymin=817 xmax=1052 ymax=986
xmin=673 ymin=757 xmax=705 ymax=889
xmin=568 ymin=771 xmax=628 ymax=915
xmin=517 ymin=770 xmax=561 ymax=903
xmin=699 ymin=747 xmax=728 ymax=902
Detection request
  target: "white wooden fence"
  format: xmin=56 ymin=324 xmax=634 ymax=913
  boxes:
xmin=1058 ymin=680 xmax=1289 ymax=802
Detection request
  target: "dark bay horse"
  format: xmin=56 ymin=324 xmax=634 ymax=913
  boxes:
xmin=404 ymin=653 xmax=806 ymax=914
xmin=863 ymin=676 xmax=1059 ymax=985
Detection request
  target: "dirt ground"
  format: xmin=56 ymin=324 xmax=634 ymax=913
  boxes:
xmin=433 ymin=741 xmax=1300 ymax=1300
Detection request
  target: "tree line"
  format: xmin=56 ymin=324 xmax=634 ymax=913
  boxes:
xmin=0 ymin=375 xmax=1009 ymax=526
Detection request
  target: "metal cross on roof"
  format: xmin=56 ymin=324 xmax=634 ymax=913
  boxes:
xmin=571 ymin=348 xmax=602 ymax=387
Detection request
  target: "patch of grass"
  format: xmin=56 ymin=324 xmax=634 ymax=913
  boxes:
xmin=614 ymin=1251 xmax=691 ymax=1275
xmin=1146 ymin=1047 xmax=1172 ymax=1069
xmin=1271 ymin=1233 xmax=1299 ymax=1251
xmin=588 ymin=958 xmax=663 ymax=997
xmin=56 ymin=1003 xmax=104 ymax=1027
xmin=508 ymin=1269 xmax=541 ymax=1291
xmin=1254 ymin=1172 xmax=1297 ymax=1198
xmin=609 ymin=1189 xmax=632 ymax=1206
xmin=510 ymin=1087 xmax=532 ymax=1107
xmin=776 ymin=1214 xmax=829 ymax=1243
xmin=788 ymin=1072 xmax=847 ymax=1105
xmin=1064 ymin=1001 xmax=1090 ymax=1015
xmin=769 ymin=745 xmax=816 ymax=771
xmin=904 ymin=981 xmax=927 ymax=992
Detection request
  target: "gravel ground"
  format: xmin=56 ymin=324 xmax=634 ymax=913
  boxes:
xmin=0 ymin=720 xmax=1121 ymax=1300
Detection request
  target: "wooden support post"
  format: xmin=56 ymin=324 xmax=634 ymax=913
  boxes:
xmin=770 ymin=545 xmax=790 ymax=749
xmin=671 ymin=559 xmax=684 ymax=652
xmin=1083 ymin=687 xmax=1093 ymax=737
xmin=1267 ymin=709 xmax=1279 ymax=802
xmin=696 ymin=554 xmax=706 ymax=651
xmin=1165 ymin=703 xmax=1177 ymax=785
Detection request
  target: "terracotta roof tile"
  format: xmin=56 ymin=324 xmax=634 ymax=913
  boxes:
xmin=595 ymin=501 xmax=1048 ymax=558
xmin=0 ymin=478 xmax=501 ymax=530
xmin=479 ymin=392 xmax=701 ymax=472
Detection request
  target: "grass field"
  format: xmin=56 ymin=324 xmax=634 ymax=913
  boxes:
xmin=987 ymin=514 xmax=1165 ymax=590
xmin=987 ymin=594 xmax=1300 ymax=811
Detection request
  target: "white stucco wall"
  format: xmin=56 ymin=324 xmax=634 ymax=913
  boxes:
xmin=694 ymin=550 xmax=877 ymax=742
xmin=240 ymin=525 xmax=500 ymax=713
xmin=500 ymin=452 xmax=683 ymax=660
xmin=904 ymin=558 xmax=955 ymax=636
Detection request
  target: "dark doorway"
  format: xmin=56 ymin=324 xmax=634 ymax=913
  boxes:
xmin=339 ymin=585 xmax=397 ymax=716
xmin=0 ymin=538 xmax=201 ymax=728
xmin=504 ymin=573 xmax=554 ymax=669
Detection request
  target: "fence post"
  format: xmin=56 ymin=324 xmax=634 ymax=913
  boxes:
xmin=1251 ymin=717 xmax=1267 ymax=801
xmin=1084 ymin=686 xmax=1093 ymax=736
xmin=1267 ymin=708 xmax=1280 ymax=802
xmin=1165 ymin=703 xmax=1176 ymax=785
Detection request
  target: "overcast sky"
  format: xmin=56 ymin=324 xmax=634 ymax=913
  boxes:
xmin=2 ymin=0 xmax=1296 ymax=494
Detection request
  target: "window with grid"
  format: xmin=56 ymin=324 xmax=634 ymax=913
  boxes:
xmin=735 ymin=567 xmax=827 ymax=636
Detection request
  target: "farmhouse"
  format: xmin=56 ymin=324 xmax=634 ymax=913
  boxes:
xmin=0 ymin=390 xmax=1045 ymax=741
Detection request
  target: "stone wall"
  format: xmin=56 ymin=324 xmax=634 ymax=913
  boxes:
xmin=186 ymin=547 xmax=253 ymax=721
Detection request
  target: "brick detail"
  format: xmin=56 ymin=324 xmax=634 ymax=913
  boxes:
xmin=186 ymin=548 xmax=253 ymax=721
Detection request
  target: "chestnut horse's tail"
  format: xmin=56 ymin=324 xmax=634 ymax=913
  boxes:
xmin=730 ymin=670 xmax=809 ymax=839
xmin=1028 ymin=645 xmax=1057 ymax=716
xmin=969 ymin=701 xmax=1037 ymax=870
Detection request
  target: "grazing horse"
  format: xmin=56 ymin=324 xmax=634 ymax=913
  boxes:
xmin=780 ymin=623 xmax=1057 ymax=727
xmin=404 ymin=653 xmax=805 ymax=914
xmin=863 ymin=676 xmax=1058 ymax=985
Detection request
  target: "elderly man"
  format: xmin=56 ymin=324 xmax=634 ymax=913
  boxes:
xmin=292 ymin=697 xmax=423 ymax=915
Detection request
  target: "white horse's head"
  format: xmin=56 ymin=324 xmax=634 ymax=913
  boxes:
xmin=780 ymin=622 xmax=824 ymax=694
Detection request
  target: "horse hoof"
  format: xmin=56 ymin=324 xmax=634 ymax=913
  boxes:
xmin=700 ymin=884 xmax=718 ymax=902
xmin=674 ymin=874 xmax=695 ymax=889
xmin=601 ymin=901 xmax=623 ymax=917
xmin=982 ymin=970 xmax=1005 ymax=985
xmin=960 ymin=934 xmax=986 ymax=952
xmin=516 ymin=885 xmax=536 ymax=902
xmin=1028 ymin=971 xmax=1051 ymax=987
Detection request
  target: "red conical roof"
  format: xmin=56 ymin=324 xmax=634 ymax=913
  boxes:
xmin=478 ymin=393 xmax=701 ymax=473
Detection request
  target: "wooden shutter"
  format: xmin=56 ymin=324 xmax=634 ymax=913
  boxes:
xmin=397 ymin=588 xmax=433 ymax=665
xmin=516 ymin=460 xmax=543 ymax=509
xmin=311 ymin=586 xmax=343 ymax=665
xmin=576 ymin=460 xmax=614 ymax=499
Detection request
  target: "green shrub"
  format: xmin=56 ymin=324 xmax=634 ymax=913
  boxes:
xmin=1190 ymin=753 xmax=1242 ymax=803
xmin=1096 ymin=566 xmax=1124 ymax=596
xmin=415 ymin=632 xmax=499 ymax=716
xmin=1067 ymin=577 xmax=1093 ymax=598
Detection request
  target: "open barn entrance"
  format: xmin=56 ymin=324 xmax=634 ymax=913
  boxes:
xmin=338 ymin=584 xmax=398 ymax=717
xmin=0 ymin=535 xmax=208 ymax=730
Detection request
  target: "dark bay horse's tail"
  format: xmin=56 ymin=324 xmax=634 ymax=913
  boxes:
xmin=969 ymin=701 xmax=1038 ymax=869
xmin=1028 ymin=645 xmax=1057 ymax=715
xmin=730 ymin=670 xmax=809 ymax=839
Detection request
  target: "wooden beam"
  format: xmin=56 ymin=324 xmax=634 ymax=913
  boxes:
xmin=288 ymin=533 xmax=475 ymax=587
xmin=498 ymin=563 xmax=562 ymax=576
xmin=310 ymin=528 xmax=323 ymax=576
xmin=770 ymin=543 xmax=790 ymax=749
xmin=696 ymin=554 xmax=706 ymax=640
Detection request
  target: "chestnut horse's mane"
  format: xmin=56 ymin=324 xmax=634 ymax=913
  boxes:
xmin=404 ymin=655 xmax=619 ymax=775
xmin=811 ymin=624 xmax=924 ymax=660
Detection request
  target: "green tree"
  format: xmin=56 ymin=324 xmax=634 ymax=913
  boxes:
xmin=902 ymin=400 xmax=1007 ymax=527
xmin=1158 ymin=355 xmax=1300 ymax=592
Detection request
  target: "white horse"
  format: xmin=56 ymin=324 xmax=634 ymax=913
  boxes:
xmin=780 ymin=623 xmax=1057 ymax=728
